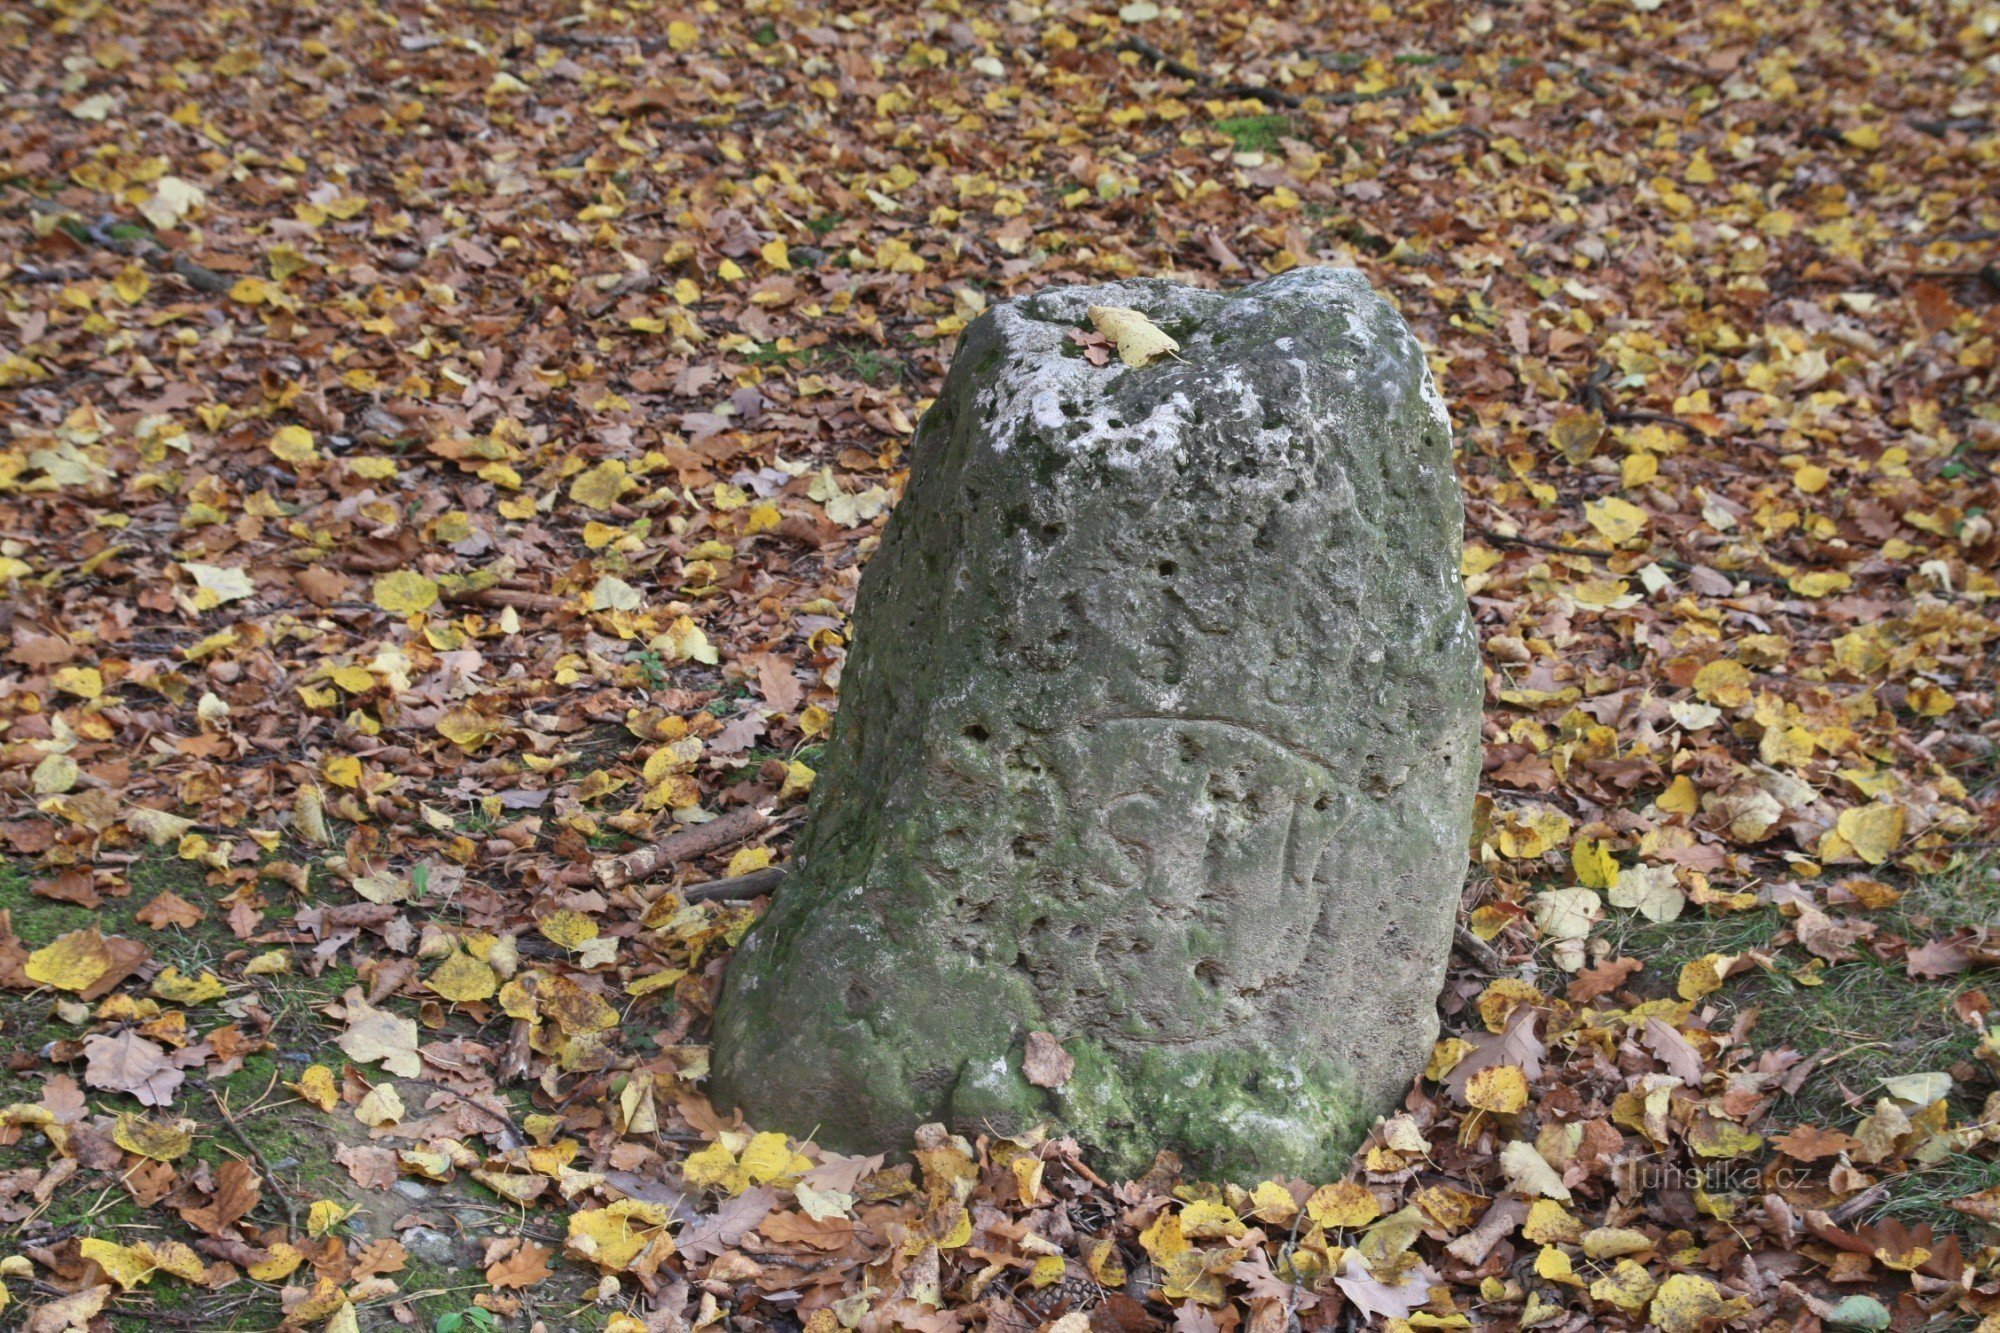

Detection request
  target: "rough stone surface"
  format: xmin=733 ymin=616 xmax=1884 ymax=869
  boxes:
xmin=711 ymin=267 xmax=1481 ymax=1181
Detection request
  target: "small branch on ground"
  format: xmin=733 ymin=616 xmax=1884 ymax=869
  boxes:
xmin=12 ymin=192 xmax=233 ymax=294
xmin=1114 ymin=37 xmax=1303 ymax=109
xmin=207 ymin=1086 xmax=301 ymax=1235
xmin=592 ymin=805 xmax=774 ymax=891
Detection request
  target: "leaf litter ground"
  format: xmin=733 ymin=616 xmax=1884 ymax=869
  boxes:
xmin=0 ymin=0 xmax=1998 ymax=1330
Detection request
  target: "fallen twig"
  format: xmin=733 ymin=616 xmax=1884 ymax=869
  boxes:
xmin=207 ymin=1086 xmax=300 ymax=1235
xmin=678 ymin=865 xmax=786 ymax=903
xmin=12 ymin=193 xmax=233 ymax=294
xmin=593 ymin=805 xmax=773 ymax=891
xmin=1114 ymin=37 xmax=1304 ymax=109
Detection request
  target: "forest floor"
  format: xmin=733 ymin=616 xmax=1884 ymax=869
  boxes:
xmin=1 ymin=0 xmax=1998 ymax=1330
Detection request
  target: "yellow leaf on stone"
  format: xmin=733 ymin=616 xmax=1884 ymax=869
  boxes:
xmin=25 ymin=928 xmax=113 ymax=992
xmin=1305 ymin=1180 xmax=1381 ymax=1229
xmin=427 ymin=948 xmax=499 ymax=1002
xmin=1835 ymin=801 xmax=1904 ymax=865
xmin=1534 ymin=1245 xmax=1576 ymax=1285
xmin=1086 ymin=305 xmax=1180 ymax=367
xmin=372 ymin=569 xmax=440 ymax=616
xmin=1583 ymin=495 xmax=1648 ymax=545
xmin=113 ymin=1114 xmax=193 ymax=1161
xmin=1465 ymin=1065 xmax=1530 ymax=1114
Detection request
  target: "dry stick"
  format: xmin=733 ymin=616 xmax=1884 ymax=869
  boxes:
xmin=674 ymin=863 xmax=1513 ymax=973
xmin=207 ymin=1086 xmax=301 ymax=1235
xmin=13 ymin=193 xmax=232 ymax=294
xmin=593 ymin=804 xmax=773 ymax=891
xmin=1113 ymin=36 xmax=1304 ymax=109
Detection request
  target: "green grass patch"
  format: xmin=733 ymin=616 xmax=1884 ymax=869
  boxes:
xmin=1614 ymin=849 xmax=2000 ymax=1238
xmin=1213 ymin=114 xmax=1292 ymax=153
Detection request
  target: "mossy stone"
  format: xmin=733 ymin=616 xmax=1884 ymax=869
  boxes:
xmin=712 ymin=268 xmax=1481 ymax=1182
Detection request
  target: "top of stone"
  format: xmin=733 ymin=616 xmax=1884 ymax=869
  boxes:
xmin=972 ymin=266 xmax=1449 ymax=467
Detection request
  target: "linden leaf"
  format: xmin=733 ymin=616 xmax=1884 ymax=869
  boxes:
xmin=289 ymin=1064 xmax=340 ymax=1111
xmin=25 ymin=928 xmax=114 ymax=992
xmin=1086 ymin=305 xmax=1180 ymax=367
xmin=150 ymin=967 xmax=227 ymax=1004
xmin=336 ymin=989 xmax=422 ymax=1078
xmin=1607 ymin=863 xmax=1686 ymax=923
xmin=741 ymin=1131 xmax=811 ymax=1185
xmin=537 ymin=909 xmax=600 ymax=951
xmin=1691 ymin=659 xmax=1752 ymax=708
xmin=1499 ymin=1140 xmax=1570 ymax=1200
xmin=569 ymin=459 xmax=630 ymax=511
xmin=1649 ymin=1273 xmax=1746 ymax=1332
xmin=307 ymin=1199 xmax=357 ymax=1236
xmin=1465 ymin=1065 xmax=1530 ymax=1114
xmin=80 ymin=1237 xmax=159 ymax=1290
xmin=1305 ymin=1181 xmax=1381 ymax=1229
xmin=566 ymin=1200 xmax=676 ymax=1271
xmin=1583 ymin=495 xmax=1648 ymax=545
xmin=427 ymin=948 xmax=499 ymax=1003
xmin=1835 ymin=800 xmax=1905 ymax=865
xmin=371 ymin=569 xmax=440 ymax=616
xmin=267 ymin=425 xmax=318 ymax=463
xmin=112 ymin=1114 xmax=194 ymax=1161
xmin=354 ymin=1083 xmax=404 ymax=1127
xmin=83 ymin=1030 xmax=184 ymax=1106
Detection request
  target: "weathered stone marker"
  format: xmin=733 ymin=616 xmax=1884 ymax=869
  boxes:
xmin=711 ymin=267 xmax=1481 ymax=1181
